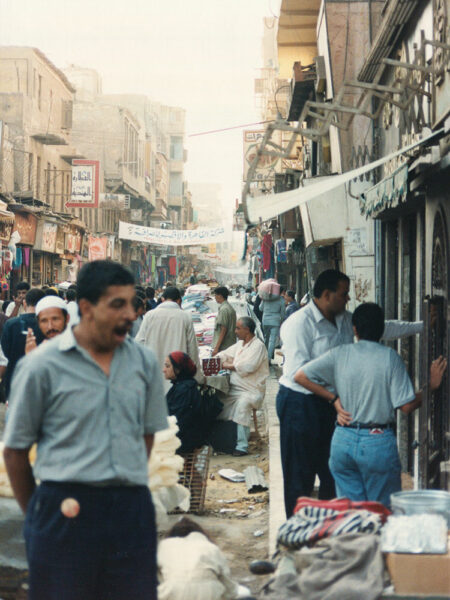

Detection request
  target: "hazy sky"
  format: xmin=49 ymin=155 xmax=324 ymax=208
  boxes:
xmin=0 ymin=0 xmax=275 ymax=220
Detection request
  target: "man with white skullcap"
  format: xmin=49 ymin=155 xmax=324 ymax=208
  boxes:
xmin=25 ymin=296 xmax=70 ymax=353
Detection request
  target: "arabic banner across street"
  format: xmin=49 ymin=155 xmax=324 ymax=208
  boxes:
xmin=118 ymin=221 xmax=231 ymax=246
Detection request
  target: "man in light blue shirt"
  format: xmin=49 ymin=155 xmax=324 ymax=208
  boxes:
xmin=295 ymin=303 xmax=446 ymax=507
xmin=3 ymin=261 xmax=168 ymax=600
xmin=277 ymin=269 xmax=423 ymax=516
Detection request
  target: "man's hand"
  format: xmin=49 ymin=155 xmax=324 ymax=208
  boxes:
xmin=25 ymin=328 xmax=37 ymax=355
xmin=211 ymin=348 xmax=218 ymax=357
xmin=335 ymin=398 xmax=352 ymax=426
xmin=430 ymin=355 xmax=447 ymax=391
xmin=222 ymin=358 xmax=235 ymax=371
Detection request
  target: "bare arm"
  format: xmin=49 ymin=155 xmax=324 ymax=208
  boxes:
xmin=212 ymin=326 xmax=227 ymax=357
xmin=3 ymin=447 xmax=35 ymax=514
xmin=144 ymin=434 xmax=154 ymax=458
xmin=295 ymin=370 xmax=352 ymax=425
xmin=400 ymin=356 xmax=447 ymax=414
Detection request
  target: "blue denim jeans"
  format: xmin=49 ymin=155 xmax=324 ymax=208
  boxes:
xmin=263 ymin=324 xmax=279 ymax=360
xmin=236 ymin=424 xmax=250 ymax=452
xmin=329 ymin=426 xmax=402 ymax=508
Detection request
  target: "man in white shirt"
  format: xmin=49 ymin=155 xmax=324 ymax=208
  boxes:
xmin=136 ymin=286 xmax=204 ymax=392
xmin=5 ymin=281 xmax=30 ymax=318
xmin=277 ymin=269 xmax=423 ymax=517
xmin=217 ymin=317 xmax=269 ymax=456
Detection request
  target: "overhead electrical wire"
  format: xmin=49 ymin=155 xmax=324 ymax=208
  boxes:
xmin=188 ymin=120 xmax=275 ymax=137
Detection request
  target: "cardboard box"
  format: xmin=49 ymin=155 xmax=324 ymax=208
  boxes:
xmin=385 ymin=542 xmax=450 ymax=596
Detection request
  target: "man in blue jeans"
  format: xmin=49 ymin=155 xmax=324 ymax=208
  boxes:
xmin=3 ymin=261 xmax=168 ymax=600
xmin=295 ymin=303 xmax=446 ymax=507
xmin=277 ymin=269 xmax=425 ymax=517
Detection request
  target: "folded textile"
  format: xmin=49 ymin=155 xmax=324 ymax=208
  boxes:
xmin=264 ymin=533 xmax=384 ymax=600
xmin=293 ymin=497 xmax=391 ymax=519
xmin=277 ymin=506 xmax=384 ymax=549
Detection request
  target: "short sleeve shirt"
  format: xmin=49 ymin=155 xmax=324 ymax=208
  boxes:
xmin=213 ymin=301 xmax=237 ymax=351
xmin=302 ymin=340 xmax=415 ymax=424
xmin=3 ymin=327 xmax=168 ymax=486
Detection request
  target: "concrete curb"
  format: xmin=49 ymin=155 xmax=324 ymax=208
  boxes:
xmin=265 ymin=367 xmax=285 ymax=556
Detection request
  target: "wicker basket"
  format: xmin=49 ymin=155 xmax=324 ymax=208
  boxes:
xmin=172 ymin=445 xmax=211 ymax=515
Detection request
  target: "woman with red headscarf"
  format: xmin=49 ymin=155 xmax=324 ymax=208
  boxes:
xmin=163 ymin=352 xmax=206 ymax=454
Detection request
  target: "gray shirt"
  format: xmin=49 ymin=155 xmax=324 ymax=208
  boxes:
xmin=3 ymin=326 xmax=168 ymax=486
xmin=302 ymin=340 xmax=415 ymax=424
xmin=280 ymin=300 xmax=424 ymax=394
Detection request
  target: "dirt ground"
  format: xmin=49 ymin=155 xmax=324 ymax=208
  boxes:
xmin=165 ymin=424 xmax=271 ymax=595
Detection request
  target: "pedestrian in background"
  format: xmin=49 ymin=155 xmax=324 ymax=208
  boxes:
xmin=260 ymin=292 xmax=285 ymax=361
xmin=136 ymin=286 xmax=204 ymax=392
xmin=5 ymin=281 xmax=30 ymax=318
xmin=284 ymin=290 xmax=300 ymax=319
xmin=1 ymin=288 xmax=45 ymax=399
xmin=211 ymin=286 xmax=237 ymax=356
xmin=3 ymin=260 xmax=168 ymax=600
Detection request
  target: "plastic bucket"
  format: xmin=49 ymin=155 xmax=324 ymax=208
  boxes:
xmin=391 ymin=490 xmax=450 ymax=527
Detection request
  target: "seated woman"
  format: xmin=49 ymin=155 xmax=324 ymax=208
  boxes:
xmin=163 ymin=351 xmax=206 ymax=454
xmin=158 ymin=517 xmax=243 ymax=600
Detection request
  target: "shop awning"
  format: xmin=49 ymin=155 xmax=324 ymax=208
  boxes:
xmin=0 ymin=209 xmax=15 ymax=224
xmin=243 ymin=129 xmax=443 ymax=225
xmin=359 ymin=164 xmax=408 ymax=218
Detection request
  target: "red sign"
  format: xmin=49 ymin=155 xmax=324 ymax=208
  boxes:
xmin=66 ymin=160 xmax=100 ymax=209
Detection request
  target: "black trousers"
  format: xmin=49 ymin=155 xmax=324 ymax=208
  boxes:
xmin=24 ymin=482 xmax=157 ymax=600
xmin=276 ymin=385 xmax=336 ymax=518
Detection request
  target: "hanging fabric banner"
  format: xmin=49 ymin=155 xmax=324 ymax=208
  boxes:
xmin=118 ymin=221 xmax=230 ymax=246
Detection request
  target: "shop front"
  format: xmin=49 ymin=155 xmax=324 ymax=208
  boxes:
xmin=32 ymin=220 xmax=58 ymax=287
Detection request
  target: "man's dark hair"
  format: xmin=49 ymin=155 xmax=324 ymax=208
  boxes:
xmin=133 ymin=296 xmax=145 ymax=311
xmin=146 ymin=286 xmax=155 ymax=299
xmin=162 ymin=286 xmax=181 ymax=302
xmin=25 ymin=288 xmax=45 ymax=307
xmin=68 ymin=284 xmax=77 ymax=290
xmin=286 ymin=290 xmax=296 ymax=300
xmin=66 ymin=289 xmax=77 ymax=302
xmin=313 ymin=269 xmax=350 ymax=298
xmin=135 ymin=288 xmax=146 ymax=300
xmin=280 ymin=286 xmax=286 ymax=294
xmin=45 ymin=288 xmax=58 ymax=297
xmin=214 ymin=286 xmax=229 ymax=300
xmin=77 ymin=261 xmax=135 ymax=304
xmin=15 ymin=281 xmax=30 ymax=294
xmin=352 ymin=303 xmax=385 ymax=342
xmin=239 ymin=316 xmax=256 ymax=334
xmin=2 ymin=300 xmax=10 ymax=313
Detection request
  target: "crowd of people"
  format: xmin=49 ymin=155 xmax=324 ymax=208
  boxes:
xmin=0 ymin=261 xmax=447 ymax=599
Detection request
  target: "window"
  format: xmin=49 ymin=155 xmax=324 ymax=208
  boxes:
xmin=170 ymin=136 xmax=183 ymax=160
xmin=52 ymin=166 xmax=57 ymax=211
xmin=169 ymin=173 xmax=183 ymax=197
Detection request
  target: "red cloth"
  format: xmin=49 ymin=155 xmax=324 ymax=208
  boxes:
xmin=169 ymin=256 xmax=177 ymax=276
xmin=293 ymin=497 xmax=391 ymax=519
xmin=262 ymin=233 xmax=272 ymax=272
xmin=169 ymin=351 xmax=197 ymax=378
